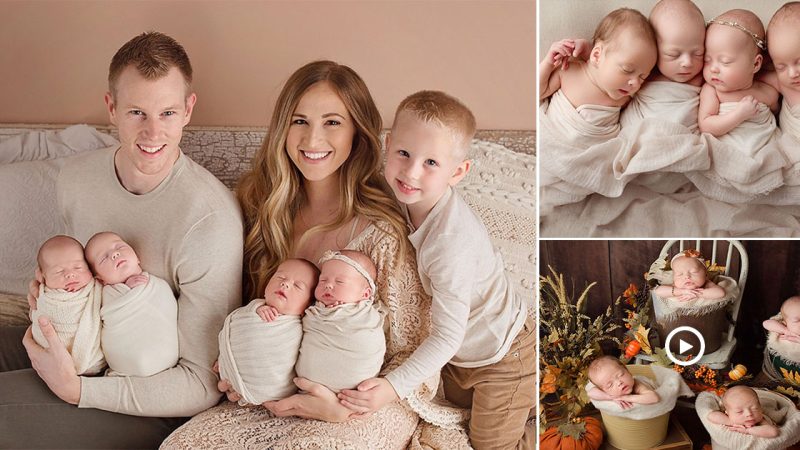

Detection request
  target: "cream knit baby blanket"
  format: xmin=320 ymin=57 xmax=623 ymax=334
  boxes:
xmin=296 ymin=299 xmax=385 ymax=392
xmin=218 ymin=299 xmax=303 ymax=405
xmin=100 ymin=273 xmax=178 ymax=377
xmin=32 ymin=280 xmax=105 ymax=375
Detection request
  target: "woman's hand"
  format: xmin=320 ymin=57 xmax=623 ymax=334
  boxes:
xmin=263 ymin=377 xmax=361 ymax=422
xmin=339 ymin=377 xmax=398 ymax=414
xmin=22 ymin=317 xmax=81 ymax=404
xmin=212 ymin=360 xmax=242 ymax=403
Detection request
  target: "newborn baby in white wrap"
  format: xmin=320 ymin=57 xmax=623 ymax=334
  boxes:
xmin=216 ymin=258 xmax=319 ymax=405
xmin=32 ymin=235 xmax=105 ymax=375
xmin=85 ymin=231 xmax=178 ymax=377
xmin=296 ymin=249 xmax=386 ymax=393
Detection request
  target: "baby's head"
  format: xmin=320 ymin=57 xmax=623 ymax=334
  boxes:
xmin=85 ymin=231 xmax=142 ymax=285
xmin=671 ymin=253 xmax=707 ymax=290
xmin=781 ymin=296 xmax=800 ymax=335
xmin=315 ymin=250 xmax=377 ymax=307
xmin=587 ymin=8 xmax=657 ymax=100
xmin=649 ymin=0 xmax=705 ymax=83
xmin=704 ymin=9 xmax=766 ymax=92
xmin=384 ymin=90 xmax=474 ymax=212
xmin=722 ymin=385 xmax=764 ymax=427
xmin=768 ymin=2 xmax=800 ymax=96
xmin=588 ymin=355 xmax=635 ymax=397
xmin=37 ymin=235 xmax=93 ymax=292
xmin=263 ymin=258 xmax=319 ymax=316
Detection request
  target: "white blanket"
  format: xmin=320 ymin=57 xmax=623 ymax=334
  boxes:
xmin=31 ymin=280 xmax=105 ymax=375
xmin=296 ymin=300 xmax=385 ymax=393
xmin=697 ymin=389 xmax=800 ymax=450
xmin=587 ymin=366 xmax=693 ymax=420
xmin=217 ymin=299 xmax=303 ymax=406
xmin=100 ymin=273 xmax=178 ymax=377
xmin=620 ymin=81 xmax=701 ymax=133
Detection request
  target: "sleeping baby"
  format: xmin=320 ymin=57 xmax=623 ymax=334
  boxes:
xmin=295 ymin=249 xmax=386 ymax=393
xmin=85 ymin=231 xmax=179 ymax=377
xmin=653 ymin=252 xmax=725 ymax=302
xmin=763 ymin=296 xmax=800 ymax=344
xmin=707 ymin=385 xmax=780 ymax=437
xmin=217 ymin=258 xmax=318 ymax=405
xmin=31 ymin=235 xmax=105 ymax=375
xmin=586 ymin=355 xmax=660 ymax=410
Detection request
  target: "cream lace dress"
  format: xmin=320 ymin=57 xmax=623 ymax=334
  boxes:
xmin=161 ymin=222 xmax=471 ymax=450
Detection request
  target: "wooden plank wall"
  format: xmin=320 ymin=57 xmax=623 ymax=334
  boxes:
xmin=540 ymin=240 xmax=800 ymax=370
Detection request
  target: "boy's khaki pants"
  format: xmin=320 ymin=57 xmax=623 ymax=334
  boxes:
xmin=442 ymin=314 xmax=536 ymax=450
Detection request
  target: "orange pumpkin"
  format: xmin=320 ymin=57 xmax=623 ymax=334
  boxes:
xmin=540 ymin=416 xmax=603 ymax=450
xmin=624 ymin=340 xmax=642 ymax=359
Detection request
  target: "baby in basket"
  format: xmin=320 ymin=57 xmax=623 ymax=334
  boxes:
xmin=653 ymin=251 xmax=726 ymax=302
xmin=85 ymin=231 xmax=179 ymax=377
xmin=707 ymin=385 xmax=780 ymax=437
xmin=763 ymin=296 xmax=800 ymax=344
xmin=586 ymin=355 xmax=660 ymax=410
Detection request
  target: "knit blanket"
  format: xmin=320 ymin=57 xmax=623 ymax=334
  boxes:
xmin=31 ymin=280 xmax=105 ymax=375
xmin=217 ymin=299 xmax=302 ymax=405
xmin=586 ymin=366 xmax=693 ymax=420
xmin=697 ymin=389 xmax=800 ymax=450
xmin=296 ymin=299 xmax=385 ymax=392
xmin=100 ymin=273 xmax=178 ymax=377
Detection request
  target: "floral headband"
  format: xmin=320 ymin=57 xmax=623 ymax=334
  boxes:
xmin=707 ymin=17 xmax=767 ymax=51
xmin=671 ymin=248 xmax=706 ymax=266
xmin=318 ymin=250 xmax=376 ymax=298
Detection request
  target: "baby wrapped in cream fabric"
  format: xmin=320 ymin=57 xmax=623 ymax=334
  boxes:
xmin=217 ymin=299 xmax=303 ymax=405
xmin=295 ymin=299 xmax=385 ymax=393
xmin=586 ymin=365 xmax=693 ymax=419
xmin=100 ymin=272 xmax=178 ymax=377
xmin=31 ymin=279 xmax=105 ymax=375
xmin=697 ymin=389 xmax=800 ymax=450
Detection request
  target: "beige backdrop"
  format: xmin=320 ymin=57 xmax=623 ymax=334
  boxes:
xmin=1 ymin=0 xmax=535 ymax=130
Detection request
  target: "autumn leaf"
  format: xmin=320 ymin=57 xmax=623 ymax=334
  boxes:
xmin=635 ymin=324 xmax=653 ymax=355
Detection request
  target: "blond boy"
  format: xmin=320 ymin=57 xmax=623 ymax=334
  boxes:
xmin=339 ymin=91 xmax=533 ymax=449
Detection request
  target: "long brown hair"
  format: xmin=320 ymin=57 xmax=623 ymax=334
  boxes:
xmin=237 ymin=60 xmax=408 ymax=299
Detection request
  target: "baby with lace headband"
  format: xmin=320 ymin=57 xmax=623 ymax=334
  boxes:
xmin=653 ymin=250 xmax=726 ymax=302
xmin=295 ymin=249 xmax=386 ymax=393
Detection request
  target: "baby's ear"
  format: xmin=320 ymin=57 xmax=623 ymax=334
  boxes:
xmin=590 ymin=43 xmax=603 ymax=65
xmin=753 ymin=53 xmax=763 ymax=73
xmin=363 ymin=286 xmax=372 ymax=299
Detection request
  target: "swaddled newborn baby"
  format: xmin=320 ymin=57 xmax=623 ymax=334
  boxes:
xmin=295 ymin=249 xmax=386 ymax=393
xmin=586 ymin=355 xmax=660 ymax=410
xmin=707 ymin=386 xmax=780 ymax=437
xmin=217 ymin=258 xmax=319 ymax=405
xmin=32 ymin=235 xmax=105 ymax=375
xmin=85 ymin=231 xmax=178 ymax=377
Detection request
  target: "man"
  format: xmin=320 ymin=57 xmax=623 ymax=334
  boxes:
xmin=0 ymin=32 xmax=243 ymax=448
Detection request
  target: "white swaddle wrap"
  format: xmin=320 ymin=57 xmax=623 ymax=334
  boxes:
xmin=32 ymin=279 xmax=105 ymax=375
xmin=620 ymin=81 xmax=701 ymax=133
xmin=100 ymin=273 xmax=178 ymax=377
xmin=778 ymin=99 xmax=800 ymax=188
xmin=217 ymin=299 xmax=303 ymax=405
xmin=586 ymin=365 xmax=693 ymax=419
xmin=697 ymin=389 xmax=800 ymax=450
xmin=296 ymin=299 xmax=385 ymax=392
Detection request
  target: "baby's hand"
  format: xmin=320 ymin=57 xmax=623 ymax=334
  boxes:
xmin=780 ymin=333 xmax=800 ymax=343
xmin=736 ymin=95 xmax=759 ymax=119
xmin=256 ymin=305 xmax=281 ymax=322
xmin=125 ymin=273 xmax=149 ymax=288
xmin=547 ymin=39 xmax=577 ymax=71
xmin=726 ymin=424 xmax=749 ymax=434
xmin=614 ymin=399 xmax=634 ymax=410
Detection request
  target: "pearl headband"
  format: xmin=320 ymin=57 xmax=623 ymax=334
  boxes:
xmin=318 ymin=250 xmax=376 ymax=299
xmin=708 ymin=17 xmax=766 ymax=51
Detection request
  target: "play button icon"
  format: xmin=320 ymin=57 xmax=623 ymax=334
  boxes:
xmin=665 ymin=326 xmax=705 ymax=366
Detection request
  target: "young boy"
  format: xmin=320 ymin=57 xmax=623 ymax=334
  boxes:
xmin=586 ymin=355 xmax=660 ymax=410
xmin=340 ymin=90 xmax=533 ymax=449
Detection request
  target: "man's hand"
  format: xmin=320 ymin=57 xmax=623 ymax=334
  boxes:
xmin=22 ymin=317 xmax=81 ymax=404
xmin=338 ymin=377 xmax=399 ymax=414
xmin=263 ymin=377 xmax=359 ymax=422
xmin=212 ymin=360 xmax=242 ymax=403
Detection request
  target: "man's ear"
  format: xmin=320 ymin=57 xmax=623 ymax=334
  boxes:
xmin=448 ymin=159 xmax=472 ymax=186
xmin=183 ymin=93 xmax=197 ymax=126
xmin=104 ymin=92 xmax=117 ymax=126
xmin=753 ymin=53 xmax=764 ymax=73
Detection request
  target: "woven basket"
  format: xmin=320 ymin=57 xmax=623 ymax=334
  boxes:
xmin=600 ymin=365 xmax=670 ymax=450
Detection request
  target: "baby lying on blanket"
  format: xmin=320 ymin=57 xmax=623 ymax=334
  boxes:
xmin=763 ymin=296 xmax=800 ymax=344
xmin=586 ymin=356 xmax=660 ymax=410
xmin=652 ymin=252 xmax=725 ymax=302
xmin=707 ymin=386 xmax=779 ymax=437
xmin=31 ymin=235 xmax=105 ymax=375
xmin=763 ymin=296 xmax=800 ymax=382
xmin=296 ymin=250 xmax=386 ymax=393
xmin=217 ymin=258 xmax=319 ymax=405
xmin=85 ymin=231 xmax=178 ymax=377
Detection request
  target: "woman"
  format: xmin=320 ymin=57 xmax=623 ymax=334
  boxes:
xmin=162 ymin=61 xmax=468 ymax=448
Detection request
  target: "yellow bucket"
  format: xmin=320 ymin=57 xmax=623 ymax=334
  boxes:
xmin=600 ymin=365 xmax=670 ymax=450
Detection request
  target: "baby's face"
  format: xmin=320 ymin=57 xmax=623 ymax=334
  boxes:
xmin=724 ymin=390 xmax=764 ymax=427
xmin=783 ymin=301 xmax=800 ymax=335
xmin=315 ymin=259 xmax=370 ymax=307
xmin=703 ymin=24 xmax=760 ymax=92
xmin=654 ymin=19 xmax=705 ymax=83
xmin=85 ymin=233 xmax=141 ymax=285
xmin=592 ymin=29 xmax=657 ymax=100
xmin=264 ymin=259 xmax=316 ymax=316
xmin=768 ymin=22 xmax=800 ymax=96
xmin=671 ymin=257 xmax=707 ymax=290
xmin=40 ymin=243 xmax=93 ymax=292
xmin=592 ymin=361 xmax=634 ymax=398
